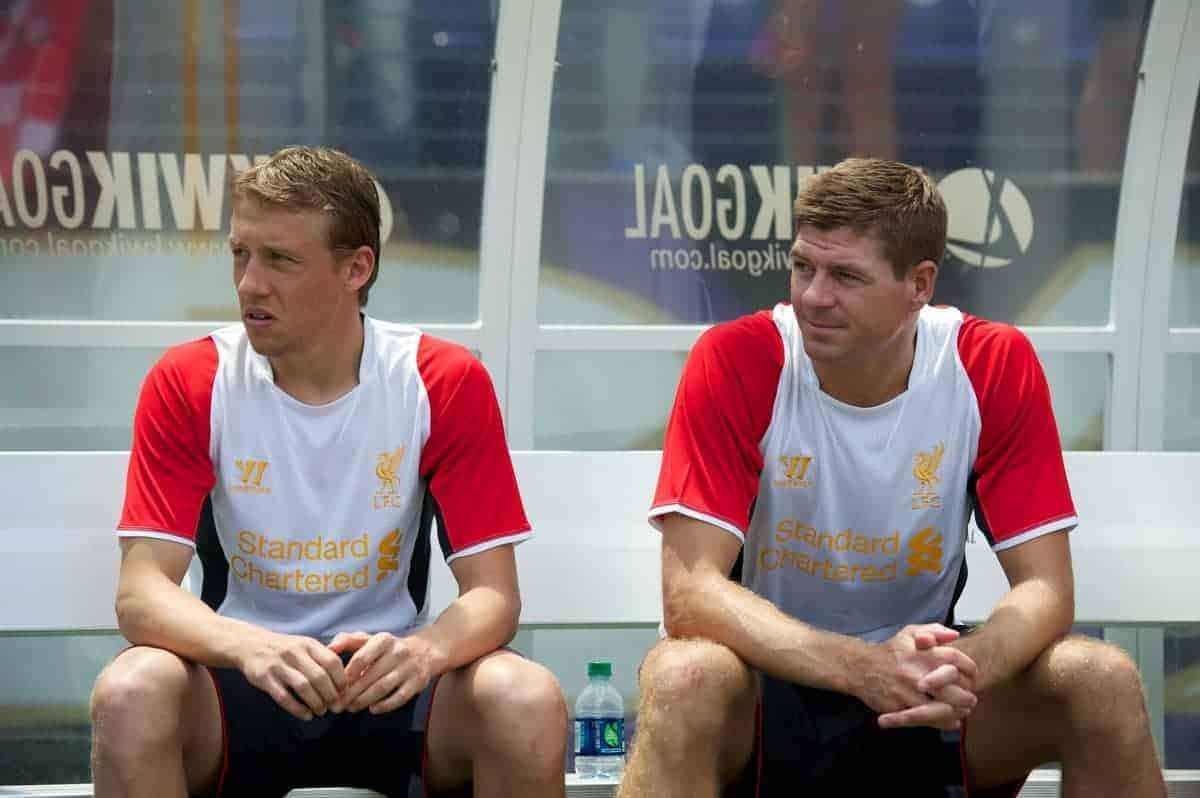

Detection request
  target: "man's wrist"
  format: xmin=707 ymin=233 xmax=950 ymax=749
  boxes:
xmin=835 ymin=636 xmax=875 ymax=698
xmin=410 ymin=630 xmax=451 ymax=678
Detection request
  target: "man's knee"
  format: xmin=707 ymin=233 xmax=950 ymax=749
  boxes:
xmin=91 ymin=648 xmax=192 ymax=753
xmin=1039 ymin=637 xmax=1150 ymax=738
xmin=638 ymin=638 xmax=755 ymax=719
xmin=466 ymin=652 xmax=568 ymax=761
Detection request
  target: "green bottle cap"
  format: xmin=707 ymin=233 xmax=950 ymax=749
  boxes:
xmin=587 ymin=660 xmax=612 ymax=678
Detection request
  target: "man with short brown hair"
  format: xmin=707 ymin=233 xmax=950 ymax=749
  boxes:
xmin=619 ymin=158 xmax=1165 ymax=797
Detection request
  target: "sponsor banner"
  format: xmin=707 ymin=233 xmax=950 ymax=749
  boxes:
xmin=0 ymin=148 xmax=397 ymax=243
xmin=542 ymin=159 xmax=1053 ymax=323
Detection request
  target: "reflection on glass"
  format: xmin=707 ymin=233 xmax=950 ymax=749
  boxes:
xmin=1165 ymin=624 xmax=1200 ymax=768
xmin=0 ymin=633 xmax=127 ymax=785
xmin=535 ymin=346 xmax=1102 ymax=454
xmin=535 ymin=351 xmax=686 ymax=450
xmin=0 ymin=347 xmax=162 ymax=450
xmin=1038 ymin=351 xmax=1107 ymax=451
xmin=0 ymin=2 xmax=494 ymax=323
xmin=1164 ymin=354 xmax=1200 ymax=451
xmin=539 ymin=1 xmax=1150 ymax=326
xmin=1169 ymin=99 xmax=1200 ymax=327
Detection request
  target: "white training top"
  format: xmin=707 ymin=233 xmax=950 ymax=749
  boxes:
xmin=118 ymin=318 xmax=530 ymax=641
xmin=651 ymin=304 xmax=1077 ymax=642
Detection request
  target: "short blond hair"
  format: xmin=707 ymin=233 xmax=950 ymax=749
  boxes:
xmin=792 ymin=158 xmax=947 ymax=279
xmin=232 ymin=146 xmax=381 ymax=305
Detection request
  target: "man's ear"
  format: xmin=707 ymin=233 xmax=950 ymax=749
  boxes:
xmin=910 ymin=259 xmax=938 ymax=308
xmin=344 ymin=245 xmax=375 ymax=295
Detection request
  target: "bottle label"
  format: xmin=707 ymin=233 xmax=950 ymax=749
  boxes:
xmin=575 ymin=717 xmax=625 ymax=756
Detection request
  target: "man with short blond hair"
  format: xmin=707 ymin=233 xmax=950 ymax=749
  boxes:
xmin=90 ymin=146 xmax=567 ymax=798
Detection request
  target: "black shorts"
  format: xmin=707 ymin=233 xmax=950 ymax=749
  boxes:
xmin=724 ymin=675 xmax=1025 ymax=798
xmin=205 ymin=659 xmax=470 ymax=798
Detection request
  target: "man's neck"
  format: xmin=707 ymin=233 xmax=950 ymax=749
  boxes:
xmin=813 ymin=326 xmax=918 ymax=408
xmin=269 ymin=313 xmax=366 ymax=406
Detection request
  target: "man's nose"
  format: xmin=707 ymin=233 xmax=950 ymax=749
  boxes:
xmin=802 ymin=270 xmax=836 ymax=306
xmin=236 ymin=257 xmax=269 ymax=297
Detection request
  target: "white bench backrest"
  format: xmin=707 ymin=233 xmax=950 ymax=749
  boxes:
xmin=1 ymin=451 xmax=1198 ymax=632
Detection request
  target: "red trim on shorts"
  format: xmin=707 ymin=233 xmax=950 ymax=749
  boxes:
xmin=753 ymin=697 xmax=764 ymax=798
xmin=960 ymin=717 xmax=1026 ymax=798
xmin=421 ymin=676 xmax=443 ymax=798
xmin=206 ymin=667 xmax=231 ymax=798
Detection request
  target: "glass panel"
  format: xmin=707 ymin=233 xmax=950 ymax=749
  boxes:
xmin=0 ymin=347 xmax=164 ymax=450
xmin=0 ymin=2 xmax=494 ymax=323
xmin=1039 ymin=351 xmax=1107 ymax=451
xmin=1169 ymin=98 xmax=1200 ymax=327
xmin=534 ymin=351 xmax=687 ymax=450
xmin=1164 ymin=354 xmax=1200 ymax=451
xmin=535 ymin=348 xmax=1103 ymax=453
xmin=539 ymin=1 xmax=1151 ymax=325
xmin=1166 ymin=623 xmax=1200 ymax=769
xmin=0 ymin=633 xmax=126 ymax=785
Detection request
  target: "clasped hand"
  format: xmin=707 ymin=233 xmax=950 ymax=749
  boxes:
xmin=239 ymin=630 xmax=435 ymax=720
xmin=854 ymin=623 xmax=979 ymax=731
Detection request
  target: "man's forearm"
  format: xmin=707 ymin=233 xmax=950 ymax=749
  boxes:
xmin=411 ymin=586 xmax=520 ymax=678
xmin=665 ymin=572 xmax=868 ymax=695
xmin=116 ymin=569 xmax=264 ymax=669
xmin=954 ymin=579 xmax=1074 ymax=692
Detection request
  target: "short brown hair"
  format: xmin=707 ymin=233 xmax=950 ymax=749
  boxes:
xmin=232 ymin=146 xmax=382 ymax=305
xmin=792 ymin=158 xmax=946 ymax=279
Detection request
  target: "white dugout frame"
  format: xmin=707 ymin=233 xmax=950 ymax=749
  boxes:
xmin=0 ymin=0 xmax=1197 ymax=761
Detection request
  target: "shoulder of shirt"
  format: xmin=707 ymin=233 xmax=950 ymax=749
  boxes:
xmin=957 ymin=311 xmax=1035 ymax=356
xmin=400 ymin=326 xmax=486 ymax=386
xmin=695 ymin=308 xmax=781 ymax=355
xmin=153 ymin=334 xmax=219 ymax=378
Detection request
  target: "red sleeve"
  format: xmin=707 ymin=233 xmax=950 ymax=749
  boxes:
xmin=118 ymin=338 xmax=218 ymax=544
xmin=959 ymin=315 xmax=1077 ymax=550
xmin=417 ymin=335 xmax=530 ymax=560
xmin=650 ymin=310 xmax=784 ymax=541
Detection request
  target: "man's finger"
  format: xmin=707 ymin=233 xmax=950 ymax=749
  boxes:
xmin=308 ymin=640 xmax=350 ymax=693
xmin=328 ymin=631 xmax=371 ymax=656
xmin=282 ymin=666 xmax=328 ymax=717
xmin=371 ymin=680 xmax=420 ymax=715
xmin=266 ymin=674 xmax=314 ymax=721
xmin=878 ymin=703 xmax=961 ymax=731
xmin=341 ymin=644 xmax=392 ymax=707
xmin=349 ymin=669 xmax=405 ymax=713
xmin=918 ymin=663 xmax=967 ymax=693
xmin=293 ymin=650 xmax=342 ymax=710
xmin=926 ymin=683 xmax=976 ymax=712
xmin=911 ymin=625 xmax=959 ymax=650
xmin=926 ymin=646 xmax=978 ymax=684
xmin=345 ymin=634 xmax=391 ymax=683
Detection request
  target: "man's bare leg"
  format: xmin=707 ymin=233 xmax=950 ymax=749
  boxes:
xmin=616 ymin=638 xmax=758 ymax=798
xmin=425 ymin=649 xmax=568 ymax=798
xmin=965 ymin=636 xmax=1166 ymax=798
xmin=90 ymin=647 xmax=223 ymax=798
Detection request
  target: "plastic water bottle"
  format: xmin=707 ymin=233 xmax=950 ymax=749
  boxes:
xmin=574 ymin=660 xmax=626 ymax=778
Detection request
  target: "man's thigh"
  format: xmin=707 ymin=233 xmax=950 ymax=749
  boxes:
xmin=638 ymin=637 xmax=760 ymax=785
xmin=725 ymin=675 xmax=967 ymax=798
xmin=96 ymin=646 xmax=225 ymax=797
xmin=962 ymin=636 xmax=1092 ymax=791
xmin=423 ymin=648 xmax=559 ymax=793
xmin=207 ymin=662 xmax=446 ymax=798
